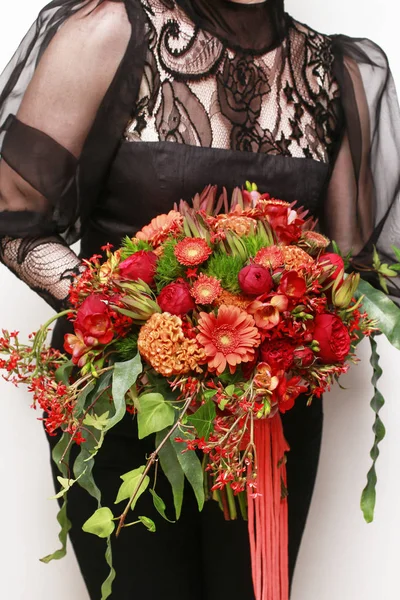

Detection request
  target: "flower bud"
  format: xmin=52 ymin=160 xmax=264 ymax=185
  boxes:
xmin=332 ymin=273 xmax=360 ymax=309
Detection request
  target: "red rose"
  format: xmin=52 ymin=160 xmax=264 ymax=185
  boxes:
xmin=293 ymin=347 xmax=315 ymax=367
xmin=260 ymin=339 xmax=295 ymax=371
xmin=238 ymin=264 xmax=273 ymax=296
xmin=157 ymin=282 xmax=196 ymax=315
xmin=313 ymin=313 xmax=351 ymax=364
xmin=278 ymin=271 xmax=306 ymax=298
xmin=75 ymin=295 xmax=114 ymax=346
xmin=118 ymin=250 xmax=157 ymax=285
xmin=318 ymin=253 xmax=344 ymax=284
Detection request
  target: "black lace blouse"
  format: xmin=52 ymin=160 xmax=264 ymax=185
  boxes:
xmin=0 ymin=0 xmax=400 ymax=310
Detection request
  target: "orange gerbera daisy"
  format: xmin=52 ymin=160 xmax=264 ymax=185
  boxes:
xmin=191 ymin=274 xmax=222 ymax=304
xmin=197 ymin=305 xmax=260 ymax=375
xmin=174 ymin=238 xmax=212 ymax=266
xmin=136 ymin=210 xmax=183 ymax=246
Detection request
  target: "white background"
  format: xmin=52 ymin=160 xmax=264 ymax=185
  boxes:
xmin=1 ymin=1 xmax=400 ymax=599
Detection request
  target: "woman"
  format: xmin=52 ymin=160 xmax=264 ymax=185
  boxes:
xmin=0 ymin=1 xmax=399 ymax=598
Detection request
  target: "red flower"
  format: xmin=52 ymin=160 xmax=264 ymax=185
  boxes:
xmin=318 ymin=252 xmax=344 ymax=283
xmin=262 ymin=202 xmax=304 ymax=244
xmin=275 ymin=374 xmax=308 ymax=413
xmin=260 ymin=339 xmax=296 ymax=371
xmin=254 ymin=246 xmax=284 ymax=270
xmin=64 ymin=331 xmax=90 ymax=367
xmin=313 ymin=313 xmax=351 ymax=364
xmin=191 ymin=275 xmax=222 ymax=304
xmin=174 ymin=238 xmax=212 ymax=266
xmin=75 ymin=295 xmax=114 ymax=346
xmin=278 ymin=271 xmax=306 ymax=298
xmin=238 ymin=264 xmax=273 ymax=296
xmin=157 ymin=282 xmax=196 ymax=315
xmin=293 ymin=347 xmax=315 ymax=367
xmin=118 ymin=250 xmax=157 ymax=286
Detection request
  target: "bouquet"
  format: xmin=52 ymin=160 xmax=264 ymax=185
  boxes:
xmin=2 ymin=183 xmax=400 ymax=600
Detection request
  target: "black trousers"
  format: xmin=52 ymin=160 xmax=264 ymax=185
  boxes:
xmin=46 ymin=394 xmax=323 ymax=600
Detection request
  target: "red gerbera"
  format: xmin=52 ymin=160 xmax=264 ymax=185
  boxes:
xmin=255 ymin=246 xmax=284 ymax=270
xmin=191 ymin=275 xmax=222 ymax=304
xmin=197 ymin=305 xmax=260 ymax=375
xmin=174 ymin=238 xmax=212 ymax=266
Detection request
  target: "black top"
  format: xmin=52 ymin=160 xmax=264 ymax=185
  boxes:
xmin=0 ymin=0 xmax=400 ymax=311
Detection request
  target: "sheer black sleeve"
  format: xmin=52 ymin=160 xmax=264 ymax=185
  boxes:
xmin=323 ymin=35 xmax=400 ymax=300
xmin=0 ymin=0 xmax=133 ymax=310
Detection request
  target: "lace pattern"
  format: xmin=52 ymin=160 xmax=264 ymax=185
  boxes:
xmin=125 ymin=0 xmax=342 ymax=163
xmin=0 ymin=236 xmax=82 ymax=311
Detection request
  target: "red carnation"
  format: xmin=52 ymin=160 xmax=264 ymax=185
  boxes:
xmin=313 ymin=313 xmax=351 ymax=364
xmin=238 ymin=264 xmax=273 ymax=296
xmin=118 ymin=250 xmax=157 ymax=286
xmin=278 ymin=271 xmax=306 ymax=298
xmin=260 ymin=339 xmax=295 ymax=371
xmin=157 ymin=282 xmax=196 ymax=315
xmin=74 ymin=295 xmax=114 ymax=346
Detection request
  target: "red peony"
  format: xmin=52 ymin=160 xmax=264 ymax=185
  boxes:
xmin=118 ymin=250 xmax=157 ymax=286
xmin=157 ymin=282 xmax=196 ymax=315
xmin=313 ymin=313 xmax=351 ymax=364
xmin=74 ymin=295 xmax=114 ymax=346
xmin=293 ymin=347 xmax=315 ymax=367
xmin=278 ymin=271 xmax=306 ymax=298
xmin=238 ymin=264 xmax=273 ymax=296
xmin=260 ymin=339 xmax=296 ymax=371
xmin=318 ymin=253 xmax=344 ymax=284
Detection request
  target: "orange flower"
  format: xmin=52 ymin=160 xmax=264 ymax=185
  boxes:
xmin=136 ymin=210 xmax=183 ymax=246
xmin=282 ymin=246 xmax=314 ymax=272
xmin=191 ymin=275 xmax=222 ymax=304
xmin=138 ymin=313 xmax=205 ymax=376
xmin=197 ymin=305 xmax=260 ymax=375
xmin=214 ymin=214 xmax=257 ymax=236
xmin=300 ymin=230 xmax=330 ymax=253
xmin=255 ymin=246 xmax=284 ymax=270
xmin=214 ymin=290 xmax=252 ymax=310
xmin=174 ymin=238 xmax=212 ymax=266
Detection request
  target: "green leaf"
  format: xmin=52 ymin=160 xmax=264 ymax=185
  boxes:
xmin=115 ymin=466 xmax=150 ymax=510
xmin=150 ymin=489 xmax=175 ymax=523
xmin=40 ymin=433 xmax=72 ymax=563
xmin=225 ymin=384 xmax=235 ymax=396
xmin=156 ymin=431 xmax=184 ymax=520
xmin=361 ymin=336 xmax=387 ymax=523
xmin=82 ymin=507 xmax=115 ymax=538
xmin=187 ymin=400 xmax=216 ymax=441
xmin=355 ymin=279 xmax=400 ymax=350
xmin=391 ymin=245 xmax=400 ymax=262
xmin=83 ymin=411 xmax=110 ymax=431
xmin=136 ymin=393 xmax=175 ymax=439
xmin=171 ymin=437 xmax=205 ymax=511
xmin=75 ymin=381 xmax=96 ymax=416
xmin=100 ymin=538 xmax=116 ymax=600
xmin=138 ymin=516 xmax=156 ymax=532
xmin=379 ymin=263 xmax=398 ymax=278
xmin=55 ymin=360 xmax=73 ymax=384
xmin=108 ymin=353 xmax=142 ymax=430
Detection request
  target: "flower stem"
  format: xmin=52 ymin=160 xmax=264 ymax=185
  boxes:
xmin=226 ymin=484 xmax=237 ymax=520
xmin=115 ymin=395 xmax=193 ymax=537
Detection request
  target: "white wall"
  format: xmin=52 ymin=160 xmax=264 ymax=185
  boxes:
xmin=0 ymin=2 xmax=399 ymax=599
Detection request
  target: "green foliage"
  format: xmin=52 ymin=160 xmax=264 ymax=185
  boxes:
xmin=108 ymin=353 xmax=142 ymax=431
xmin=115 ymin=466 xmax=150 ymax=510
xmin=355 ymin=279 xmax=400 ymax=350
xmin=82 ymin=507 xmax=115 ymax=538
xmin=205 ymin=251 xmax=244 ymax=294
xmin=120 ymin=236 xmax=152 ymax=259
xmin=156 ymin=431 xmax=185 ymax=520
xmin=150 ymin=489 xmax=175 ymax=522
xmin=241 ymin=232 xmax=269 ymax=258
xmin=361 ymin=336 xmax=386 ymax=523
xmin=114 ymin=334 xmax=138 ymax=361
xmin=170 ymin=436 xmax=205 ymax=511
xmin=40 ymin=433 xmax=72 ymax=563
xmin=155 ymin=239 xmax=185 ymax=290
xmin=187 ymin=400 xmax=216 ymax=441
xmin=55 ymin=360 xmax=74 ymax=384
xmin=136 ymin=392 xmax=175 ymax=439
xmin=138 ymin=516 xmax=156 ymax=532
xmin=101 ymin=539 xmax=116 ymax=600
